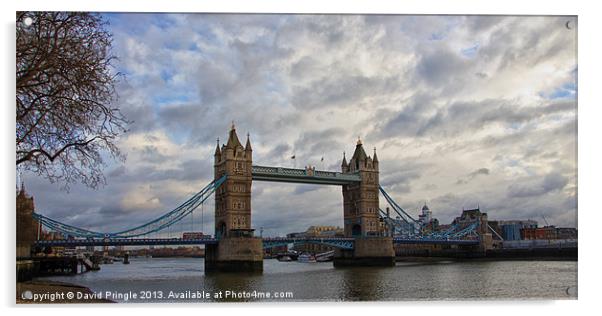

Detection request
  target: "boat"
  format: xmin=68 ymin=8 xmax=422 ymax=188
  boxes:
xmin=297 ymin=253 xmax=316 ymax=263
xmin=276 ymin=252 xmax=298 ymax=261
xmin=101 ymin=257 xmax=114 ymax=264
xmin=315 ymin=250 xmax=334 ymax=262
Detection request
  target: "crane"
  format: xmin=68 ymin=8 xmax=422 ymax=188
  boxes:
xmin=541 ymin=214 xmax=550 ymax=226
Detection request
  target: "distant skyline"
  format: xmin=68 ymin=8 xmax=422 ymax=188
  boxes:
xmin=20 ymin=14 xmax=577 ymax=237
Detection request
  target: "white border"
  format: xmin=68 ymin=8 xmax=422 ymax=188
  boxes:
xmin=2 ymin=0 xmax=600 ymax=315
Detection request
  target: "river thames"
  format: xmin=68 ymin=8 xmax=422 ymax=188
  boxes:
xmin=38 ymin=257 xmax=577 ymax=302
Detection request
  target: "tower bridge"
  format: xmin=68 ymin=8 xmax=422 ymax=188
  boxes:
xmin=22 ymin=123 xmax=491 ymax=273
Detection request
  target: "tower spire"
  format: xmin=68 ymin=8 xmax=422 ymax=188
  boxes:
xmin=226 ymin=122 xmax=243 ymax=149
xmin=351 ymin=137 xmax=367 ymax=161
xmin=373 ymin=147 xmax=378 ymax=162
xmin=245 ymin=132 xmax=252 ymax=151
xmin=214 ymin=137 xmax=221 ymax=157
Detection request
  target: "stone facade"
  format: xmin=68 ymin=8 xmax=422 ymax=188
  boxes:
xmin=16 ymin=184 xmax=38 ymax=258
xmin=213 ymin=124 xmax=253 ymax=237
xmin=341 ymin=138 xmax=380 ymax=237
xmin=207 ymin=124 xmax=263 ymax=272
xmin=205 ymin=237 xmax=263 ymax=273
xmin=333 ymin=237 xmax=395 ymax=267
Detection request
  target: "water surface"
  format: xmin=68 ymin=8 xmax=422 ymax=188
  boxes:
xmin=40 ymin=257 xmax=577 ymax=302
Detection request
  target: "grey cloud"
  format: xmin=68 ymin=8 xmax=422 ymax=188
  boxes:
xmin=123 ymin=159 xmax=212 ymax=183
xmin=456 ymin=167 xmax=490 ymax=185
xmin=470 ymin=168 xmax=490 ymax=176
xmin=291 ymin=74 xmax=403 ymax=110
xmin=379 ymin=161 xmax=428 ymax=194
xmin=479 ymin=17 xmax=575 ymax=72
xmin=139 ymin=145 xmax=170 ymax=163
xmin=108 ymin=165 xmax=126 ymax=178
xmin=416 ymin=48 xmax=471 ymax=87
xmin=293 ymin=184 xmax=322 ymax=195
xmin=374 ymin=98 xmax=575 ymax=140
xmin=293 ymin=128 xmax=346 ymax=160
xmin=463 ymin=16 xmax=506 ymax=32
xmin=289 ymin=56 xmax=320 ymax=78
xmin=507 ymin=172 xmax=568 ymax=198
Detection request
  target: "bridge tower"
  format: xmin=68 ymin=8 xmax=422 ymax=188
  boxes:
xmin=341 ymin=138 xmax=380 ymax=237
xmin=336 ymin=138 xmax=394 ymax=267
xmin=213 ymin=123 xmax=253 ymax=237
xmin=17 ymin=183 xmax=38 ymax=258
xmin=206 ymin=123 xmax=263 ymax=272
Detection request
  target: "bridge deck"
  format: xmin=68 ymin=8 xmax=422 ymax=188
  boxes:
xmin=392 ymin=238 xmax=479 ymax=246
xmin=251 ymin=165 xmax=361 ymax=185
xmin=35 ymin=238 xmax=219 ymax=247
xmin=35 ymin=237 xmax=479 ymax=247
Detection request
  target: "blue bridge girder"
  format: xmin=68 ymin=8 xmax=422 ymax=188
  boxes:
xmin=34 ymin=238 xmax=219 ymax=247
xmin=34 ymin=236 xmax=479 ymax=248
xmin=33 ymin=237 xmax=357 ymax=248
xmin=251 ymin=165 xmax=361 ymax=185
xmin=392 ymin=237 xmax=479 ymax=246
xmin=262 ymin=237 xmax=355 ymax=250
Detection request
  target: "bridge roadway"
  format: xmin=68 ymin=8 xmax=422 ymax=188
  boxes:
xmin=34 ymin=237 xmax=479 ymax=248
xmin=251 ymin=165 xmax=361 ymax=185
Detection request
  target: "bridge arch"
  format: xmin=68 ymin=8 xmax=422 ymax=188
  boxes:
xmin=351 ymin=224 xmax=362 ymax=237
xmin=216 ymin=221 xmax=227 ymax=239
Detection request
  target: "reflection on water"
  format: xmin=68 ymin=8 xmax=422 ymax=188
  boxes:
xmin=39 ymin=257 xmax=577 ymax=302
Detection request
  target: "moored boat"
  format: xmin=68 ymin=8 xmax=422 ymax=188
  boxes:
xmin=315 ymin=250 xmax=334 ymax=262
xmin=297 ymin=253 xmax=316 ymax=263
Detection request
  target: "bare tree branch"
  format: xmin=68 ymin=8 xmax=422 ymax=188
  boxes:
xmin=16 ymin=12 xmax=129 ymax=190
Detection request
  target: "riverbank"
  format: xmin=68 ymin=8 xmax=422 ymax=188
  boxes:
xmin=16 ymin=280 xmax=114 ymax=304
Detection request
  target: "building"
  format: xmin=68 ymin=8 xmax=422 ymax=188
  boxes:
xmin=417 ymin=203 xmax=440 ymax=232
xmin=418 ymin=203 xmax=432 ymax=225
xmin=291 ymin=226 xmax=345 ymax=254
xmin=452 ymin=207 xmax=492 ymax=248
xmin=286 ymin=232 xmax=305 ymax=238
xmin=521 ymin=226 xmax=577 ymax=240
xmin=497 ymin=220 xmax=538 ymax=241
xmin=453 ymin=208 xmax=487 ymax=228
xmin=557 ymin=227 xmax=578 ymax=239
xmin=304 ymin=225 xmax=344 ymax=237
xmin=17 ymin=184 xmax=39 ymax=258
xmin=521 ymin=226 xmax=557 ymax=240
xmin=264 ymin=245 xmax=288 ymax=257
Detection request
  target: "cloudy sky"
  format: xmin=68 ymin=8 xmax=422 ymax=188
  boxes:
xmin=21 ymin=14 xmax=577 ymax=237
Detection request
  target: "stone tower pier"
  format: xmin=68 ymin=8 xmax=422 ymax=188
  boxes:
xmin=205 ymin=124 xmax=263 ymax=272
xmin=334 ymin=139 xmax=395 ymax=267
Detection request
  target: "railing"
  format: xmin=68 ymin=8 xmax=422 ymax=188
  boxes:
xmin=262 ymin=237 xmax=355 ymax=250
xmin=251 ymin=165 xmax=361 ymax=185
xmin=36 ymin=235 xmax=480 ymax=248
xmin=34 ymin=238 xmax=219 ymax=247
